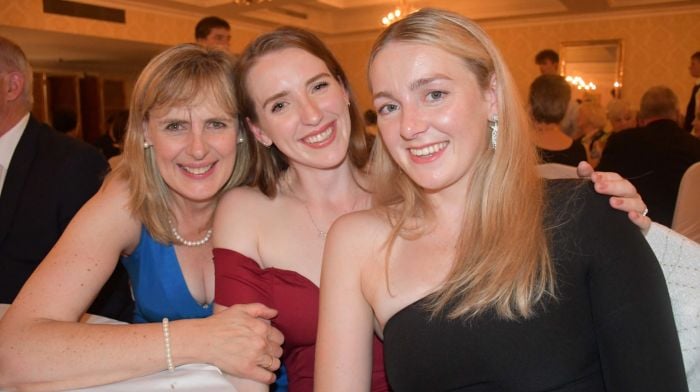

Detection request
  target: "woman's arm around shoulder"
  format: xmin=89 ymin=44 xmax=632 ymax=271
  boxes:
xmin=579 ymin=186 xmax=688 ymax=391
xmin=315 ymin=210 xmax=386 ymax=392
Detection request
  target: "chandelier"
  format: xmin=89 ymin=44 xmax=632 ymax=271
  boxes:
xmin=565 ymin=75 xmax=597 ymax=91
xmin=381 ymin=0 xmax=417 ymax=26
xmin=232 ymin=0 xmax=271 ymax=5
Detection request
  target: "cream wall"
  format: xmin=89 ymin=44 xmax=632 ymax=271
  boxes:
xmin=0 ymin=0 xmax=260 ymax=53
xmin=328 ymin=7 xmax=700 ymax=118
xmin=3 ymin=0 xmax=697 ymax=117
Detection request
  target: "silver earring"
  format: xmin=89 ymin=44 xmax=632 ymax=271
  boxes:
xmin=488 ymin=115 xmax=498 ymax=150
xmin=143 ymin=141 xmax=151 ymax=149
xmin=237 ymin=136 xmax=245 ymax=144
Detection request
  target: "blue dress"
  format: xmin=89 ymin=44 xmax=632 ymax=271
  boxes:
xmin=120 ymin=228 xmax=289 ymax=390
xmin=120 ymin=228 xmax=212 ymax=323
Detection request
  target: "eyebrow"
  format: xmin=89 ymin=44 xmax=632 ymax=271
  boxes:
xmin=409 ymin=74 xmax=452 ymax=91
xmin=372 ymin=74 xmax=453 ymax=101
xmin=261 ymin=72 xmax=332 ymax=110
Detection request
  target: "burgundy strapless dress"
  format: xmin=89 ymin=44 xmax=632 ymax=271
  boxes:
xmin=214 ymin=248 xmax=389 ymax=392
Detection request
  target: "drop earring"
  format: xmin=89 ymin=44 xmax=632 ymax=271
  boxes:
xmin=488 ymin=114 xmax=498 ymax=150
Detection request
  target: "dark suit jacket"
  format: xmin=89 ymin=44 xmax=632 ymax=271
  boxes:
xmin=597 ymin=119 xmax=700 ymax=226
xmin=0 ymin=115 xmax=133 ymax=321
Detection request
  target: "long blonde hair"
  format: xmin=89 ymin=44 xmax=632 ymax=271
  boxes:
xmin=110 ymin=44 xmax=253 ymax=243
xmin=369 ymin=8 xmax=553 ymax=320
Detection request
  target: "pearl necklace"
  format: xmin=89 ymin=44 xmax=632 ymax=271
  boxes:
xmin=169 ymin=219 xmax=213 ymax=247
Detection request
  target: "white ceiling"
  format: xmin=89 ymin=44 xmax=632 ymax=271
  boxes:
xmin=1 ymin=0 xmax=697 ymax=74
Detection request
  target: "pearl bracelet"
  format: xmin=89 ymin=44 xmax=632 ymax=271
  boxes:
xmin=162 ymin=317 xmax=175 ymax=372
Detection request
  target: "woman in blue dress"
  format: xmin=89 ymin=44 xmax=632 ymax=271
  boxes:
xmin=0 ymin=44 xmax=283 ymax=390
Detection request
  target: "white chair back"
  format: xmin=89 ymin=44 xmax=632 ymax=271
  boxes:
xmin=536 ymin=163 xmax=579 ymax=179
xmin=672 ymin=162 xmax=700 ymax=243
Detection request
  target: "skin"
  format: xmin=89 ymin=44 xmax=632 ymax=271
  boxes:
xmin=197 ymin=27 xmax=231 ymax=52
xmin=0 ymin=95 xmax=283 ymax=390
xmin=0 ymin=67 xmax=27 ymax=137
xmin=690 ymin=57 xmax=700 ymax=79
xmin=314 ymin=42 xmax=651 ymax=391
xmin=538 ymin=59 xmax=559 ymax=75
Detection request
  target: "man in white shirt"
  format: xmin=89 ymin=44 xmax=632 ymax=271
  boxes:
xmin=0 ymin=36 xmax=132 ymax=320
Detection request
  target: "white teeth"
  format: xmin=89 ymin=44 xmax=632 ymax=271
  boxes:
xmin=181 ymin=163 xmax=213 ymax=175
xmin=409 ymin=142 xmax=448 ymax=157
xmin=303 ymin=127 xmax=333 ymax=144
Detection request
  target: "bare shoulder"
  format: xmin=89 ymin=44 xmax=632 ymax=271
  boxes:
xmin=60 ymin=175 xmax=142 ymax=257
xmin=326 ymin=209 xmax=391 ymax=258
xmin=215 ymin=186 xmax=275 ymax=230
xmin=217 ymin=186 xmax=271 ymax=216
xmin=213 ymin=186 xmax=272 ymax=256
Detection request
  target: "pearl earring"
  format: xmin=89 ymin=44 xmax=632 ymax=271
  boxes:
xmin=143 ymin=141 xmax=151 ymax=149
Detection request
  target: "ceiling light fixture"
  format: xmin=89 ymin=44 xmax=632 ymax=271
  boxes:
xmin=565 ymin=75 xmax=597 ymax=91
xmin=232 ymin=0 xmax=272 ymax=5
xmin=381 ymin=0 xmax=417 ymax=26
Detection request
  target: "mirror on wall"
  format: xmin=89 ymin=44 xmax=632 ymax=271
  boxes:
xmin=560 ymin=39 xmax=623 ymax=108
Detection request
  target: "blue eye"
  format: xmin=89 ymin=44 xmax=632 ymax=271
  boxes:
xmin=165 ymin=121 xmax=185 ymax=131
xmin=427 ymin=90 xmax=446 ymax=101
xmin=378 ymin=103 xmax=399 ymax=115
xmin=208 ymin=121 xmax=226 ymax=129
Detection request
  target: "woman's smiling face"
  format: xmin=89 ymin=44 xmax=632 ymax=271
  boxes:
xmin=246 ymin=47 xmax=352 ymax=170
xmin=144 ymin=95 xmax=238 ymax=203
xmin=370 ymin=41 xmax=496 ymax=193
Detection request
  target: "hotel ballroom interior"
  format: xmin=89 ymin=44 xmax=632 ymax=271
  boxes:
xmin=0 ymin=0 xmax=698 ymax=390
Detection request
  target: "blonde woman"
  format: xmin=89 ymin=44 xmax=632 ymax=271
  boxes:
xmin=316 ymin=9 xmax=687 ymax=392
xmin=0 ymin=44 xmax=282 ymax=390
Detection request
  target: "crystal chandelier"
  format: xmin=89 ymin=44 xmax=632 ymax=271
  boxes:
xmin=381 ymin=0 xmax=417 ymax=26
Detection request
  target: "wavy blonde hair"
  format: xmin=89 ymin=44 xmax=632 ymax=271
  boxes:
xmin=109 ymin=44 xmax=253 ymax=243
xmin=369 ymin=8 xmax=553 ymax=320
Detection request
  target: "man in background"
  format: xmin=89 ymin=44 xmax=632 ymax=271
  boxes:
xmin=535 ymin=49 xmax=560 ymax=75
xmin=195 ymin=16 xmax=231 ymax=52
xmin=535 ymin=48 xmax=579 ymax=137
xmin=0 ymin=36 xmax=132 ymax=320
xmin=683 ymin=51 xmax=700 ymax=133
xmin=597 ymin=86 xmax=700 ymax=226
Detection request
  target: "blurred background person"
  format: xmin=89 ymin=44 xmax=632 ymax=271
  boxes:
xmin=534 ymin=49 xmax=559 ymax=75
xmin=606 ymin=98 xmax=637 ymax=133
xmin=93 ymin=109 xmax=129 ymax=162
xmin=577 ymin=101 xmax=608 ymax=167
xmin=598 ymin=85 xmax=700 ymax=226
xmin=195 ymin=16 xmax=231 ymax=52
xmin=51 ymin=107 xmax=79 ymax=138
xmin=683 ymin=51 xmax=699 ymax=133
xmin=529 ymin=74 xmax=586 ymax=166
xmin=0 ymin=36 xmax=131 ymax=321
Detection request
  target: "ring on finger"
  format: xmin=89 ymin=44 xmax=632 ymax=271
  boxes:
xmin=641 ymin=207 xmax=648 ymax=217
